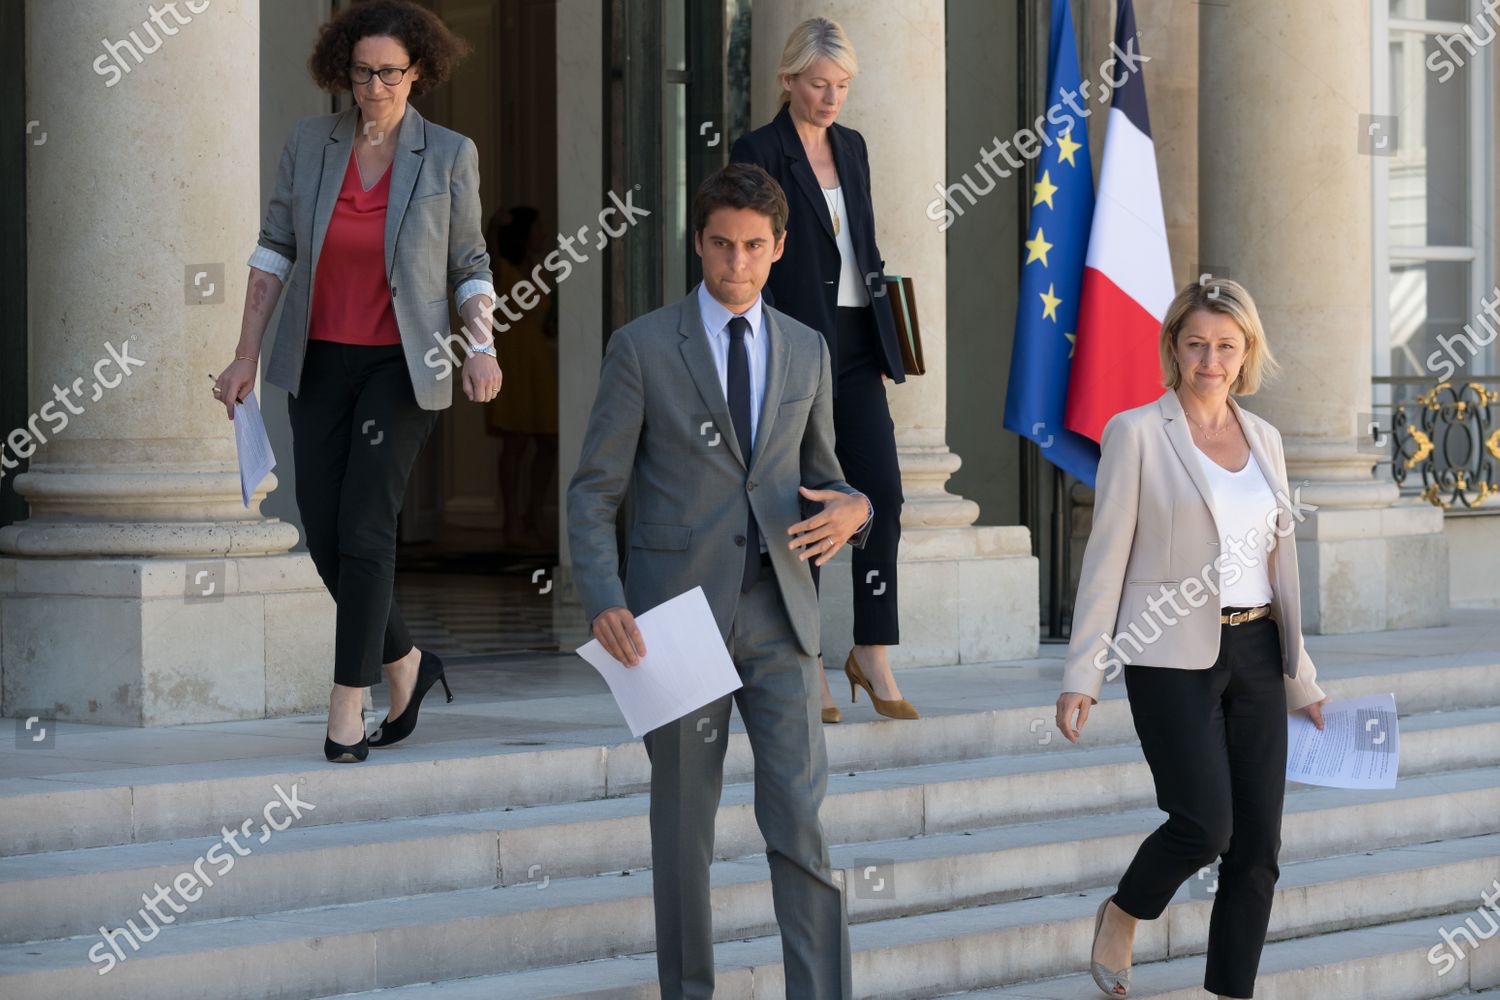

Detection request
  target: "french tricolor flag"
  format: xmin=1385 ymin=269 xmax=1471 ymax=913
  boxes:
xmin=1064 ymin=0 xmax=1175 ymax=443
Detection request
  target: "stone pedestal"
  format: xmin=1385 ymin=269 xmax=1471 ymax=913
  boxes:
xmin=0 ymin=554 xmax=332 ymax=726
xmin=0 ymin=0 xmax=332 ymax=725
xmin=816 ymin=527 xmax=1038 ymax=669
xmin=1294 ymin=503 xmax=1449 ymax=633
xmin=753 ymin=0 xmax=1039 ymax=666
xmin=1198 ymin=0 xmax=1447 ymax=633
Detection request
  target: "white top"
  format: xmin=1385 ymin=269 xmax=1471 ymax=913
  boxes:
xmin=821 ymin=185 xmax=870 ymax=308
xmin=1194 ymin=443 xmax=1276 ymax=608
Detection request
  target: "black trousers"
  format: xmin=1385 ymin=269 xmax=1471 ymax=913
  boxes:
xmin=288 ymin=341 xmax=439 ymax=688
xmin=810 ymin=305 xmax=904 ymax=646
xmin=1113 ymin=613 xmax=1289 ymax=999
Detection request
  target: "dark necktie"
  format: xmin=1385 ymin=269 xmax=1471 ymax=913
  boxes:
xmin=727 ymin=315 xmax=760 ymax=592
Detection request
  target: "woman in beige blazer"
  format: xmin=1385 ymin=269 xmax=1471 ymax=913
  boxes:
xmin=213 ymin=1 xmax=497 ymax=763
xmin=1055 ymin=279 xmax=1329 ymax=1000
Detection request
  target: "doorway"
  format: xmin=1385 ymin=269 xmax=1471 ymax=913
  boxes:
xmin=380 ymin=0 xmax=736 ymax=658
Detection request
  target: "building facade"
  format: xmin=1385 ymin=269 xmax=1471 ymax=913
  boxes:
xmin=0 ymin=0 xmax=1492 ymax=726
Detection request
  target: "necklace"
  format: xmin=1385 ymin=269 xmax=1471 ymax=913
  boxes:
xmin=821 ymin=187 xmax=841 ymax=236
xmin=1184 ymin=408 xmax=1234 ymax=440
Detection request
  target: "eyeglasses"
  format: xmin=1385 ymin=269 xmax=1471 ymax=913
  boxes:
xmin=350 ymin=64 xmax=412 ymax=86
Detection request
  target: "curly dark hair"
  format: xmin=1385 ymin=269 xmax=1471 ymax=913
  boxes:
xmin=307 ymin=0 xmax=472 ymax=99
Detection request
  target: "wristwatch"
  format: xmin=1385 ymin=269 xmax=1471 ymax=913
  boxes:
xmin=470 ymin=342 xmax=496 ymax=357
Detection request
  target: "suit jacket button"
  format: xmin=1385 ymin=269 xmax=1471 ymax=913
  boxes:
xmin=747 ymin=481 xmax=756 ymax=491
xmin=734 ymin=535 xmax=746 ymax=546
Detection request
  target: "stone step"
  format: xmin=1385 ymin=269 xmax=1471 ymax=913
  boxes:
xmin=954 ymin=911 xmax=1500 ymax=998
xmin=3 ymin=649 xmax=1495 ymax=857
xmin=5 ymin=705 xmax=1497 ymax=944
xmin=339 ymin=881 xmax=1500 ymax=999
xmin=1 ymin=767 xmax=1495 ymax=997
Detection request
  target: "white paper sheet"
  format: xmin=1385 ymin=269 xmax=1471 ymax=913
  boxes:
xmin=233 ymin=391 xmax=276 ymax=508
xmin=576 ymin=586 xmax=743 ymax=738
xmin=1286 ymin=692 xmax=1399 ymax=789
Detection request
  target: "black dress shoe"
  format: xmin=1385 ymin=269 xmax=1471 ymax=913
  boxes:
xmin=368 ymin=650 xmax=453 ymax=748
xmin=324 ymin=710 xmax=369 ymax=763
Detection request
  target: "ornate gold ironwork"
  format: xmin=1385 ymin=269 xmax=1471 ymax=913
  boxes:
xmin=1391 ymin=381 xmax=1499 ymax=509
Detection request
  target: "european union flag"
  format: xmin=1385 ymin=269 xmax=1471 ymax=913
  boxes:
xmin=1002 ymin=0 xmax=1100 ymax=486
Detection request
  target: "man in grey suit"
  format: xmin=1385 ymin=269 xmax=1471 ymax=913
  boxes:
xmin=567 ymin=163 xmax=872 ymax=999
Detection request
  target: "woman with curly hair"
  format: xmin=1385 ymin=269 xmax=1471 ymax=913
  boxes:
xmin=213 ymin=0 xmax=497 ymax=762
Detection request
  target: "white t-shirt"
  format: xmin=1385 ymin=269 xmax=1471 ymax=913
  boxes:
xmin=1194 ymin=443 xmax=1276 ymax=608
xmin=822 ymin=185 xmax=870 ymax=308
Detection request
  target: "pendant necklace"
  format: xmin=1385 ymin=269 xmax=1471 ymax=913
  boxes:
xmin=822 ymin=187 xmax=841 ymax=236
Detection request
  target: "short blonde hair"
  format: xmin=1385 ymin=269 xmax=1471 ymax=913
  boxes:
xmin=1159 ymin=278 xmax=1279 ymax=394
xmin=776 ymin=17 xmax=858 ymax=105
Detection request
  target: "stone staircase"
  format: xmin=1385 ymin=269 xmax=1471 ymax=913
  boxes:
xmin=2 ymin=616 xmax=1499 ymax=998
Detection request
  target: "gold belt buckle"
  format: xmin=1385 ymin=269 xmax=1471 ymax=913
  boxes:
xmin=1229 ymin=606 xmax=1268 ymax=625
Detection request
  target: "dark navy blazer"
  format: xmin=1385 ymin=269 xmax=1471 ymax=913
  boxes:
xmin=729 ymin=104 xmax=906 ymax=385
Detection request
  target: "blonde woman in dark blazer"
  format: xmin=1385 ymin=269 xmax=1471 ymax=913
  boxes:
xmin=213 ymin=1 xmax=497 ymax=762
xmin=1054 ymin=279 xmax=1330 ymax=1000
xmin=730 ymin=17 xmax=916 ymax=724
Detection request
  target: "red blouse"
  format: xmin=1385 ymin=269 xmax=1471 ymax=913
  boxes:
xmin=307 ymin=152 xmax=403 ymax=346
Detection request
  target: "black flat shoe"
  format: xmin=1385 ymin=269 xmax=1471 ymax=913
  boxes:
xmin=368 ymin=650 xmax=453 ymax=748
xmin=324 ymin=709 xmax=368 ymax=763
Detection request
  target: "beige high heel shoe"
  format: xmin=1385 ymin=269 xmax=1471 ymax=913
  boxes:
xmin=1090 ymin=894 xmax=1132 ymax=997
xmin=843 ymin=651 xmax=919 ymax=720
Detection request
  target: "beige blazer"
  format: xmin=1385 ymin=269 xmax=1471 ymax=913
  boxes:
xmin=250 ymin=104 xmax=493 ymax=411
xmin=1060 ymin=389 xmax=1327 ymax=711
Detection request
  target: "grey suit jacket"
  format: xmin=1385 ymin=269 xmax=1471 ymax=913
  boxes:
xmin=567 ymin=289 xmax=868 ymax=658
xmin=250 ymin=104 xmax=492 ymax=411
xmin=1060 ymin=389 xmax=1326 ymax=711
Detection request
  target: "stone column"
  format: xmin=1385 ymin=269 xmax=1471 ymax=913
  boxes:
xmin=1199 ymin=0 xmax=1446 ymax=631
xmin=553 ymin=0 xmax=606 ymax=650
xmin=752 ymin=1 xmax=1037 ymax=666
xmin=1 ymin=0 xmax=333 ymax=725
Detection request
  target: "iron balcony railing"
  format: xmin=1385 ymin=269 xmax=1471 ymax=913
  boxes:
xmin=1373 ymin=376 xmax=1500 ymax=510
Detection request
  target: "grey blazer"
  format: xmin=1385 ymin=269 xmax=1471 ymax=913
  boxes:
xmin=567 ymin=290 xmax=869 ymax=658
xmin=249 ymin=104 xmax=493 ymax=411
